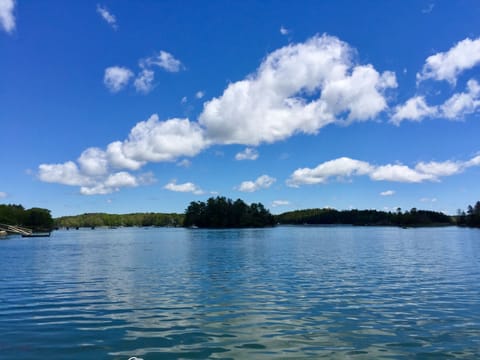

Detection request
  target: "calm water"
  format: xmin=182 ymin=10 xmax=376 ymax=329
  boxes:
xmin=1 ymin=226 xmax=480 ymax=359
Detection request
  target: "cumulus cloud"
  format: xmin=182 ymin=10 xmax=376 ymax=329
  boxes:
xmin=272 ymin=200 xmax=290 ymax=207
xmin=141 ymin=51 xmax=183 ymax=72
xmin=287 ymin=154 xmax=480 ymax=187
xmin=0 ymin=0 xmax=15 ymax=33
xmin=235 ymin=147 xmax=259 ymax=161
xmin=104 ymin=66 xmax=134 ymax=92
xmin=380 ymin=190 xmax=395 ymax=196
xmin=391 ymin=80 xmax=480 ymax=124
xmin=199 ymin=34 xmax=396 ymax=145
xmin=238 ymin=175 xmax=276 ymax=192
xmin=121 ymin=115 xmax=208 ymax=162
xmin=164 ymin=181 xmax=203 ymax=195
xmin=134 ymin=69 xmax=155 ymax=93
xmin=391 ymin=96 xmax=437 ymax=124
xmin=441 ymin=79 xmax=480 ymax=119
xmin=38 ymin=159 xmax=152 ymax=195
xmin=287 ymin=157 xmax=373 ymax=186
xmin=39 ymin=35 xmax=402 ymax=195
xmin=38 ymin=114 xmax=206 ymax=195
xmin=417 ymin=37 xmax=480 ymax=84
xmin=96 ymin=4 xmax=117 ymax=30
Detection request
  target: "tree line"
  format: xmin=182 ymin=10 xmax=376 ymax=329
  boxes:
xmin=275 ymin=207 xmax=453 ymax=227
xmin=3 ymin=199 xmax=480 ymax=231
xmin=184 ymin=197 xmax=275 ymax=228
xmin=55 ymin=212 xmax=184 ymax=228
xmin=457 ymin=201 xmax=480 ymax=227
xmin=0 ymin=204 xmax=54 ymax=231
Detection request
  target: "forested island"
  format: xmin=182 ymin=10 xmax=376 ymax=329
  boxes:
xmin=184 ymin=197 xmax=275 ymax=228
xmin=1 ymin=198 xmax=480 ymax=231
xmin=0 ymin=204 xmax=54 ymax=231
xmin=276 ymin=208 xmax=453 ymax=227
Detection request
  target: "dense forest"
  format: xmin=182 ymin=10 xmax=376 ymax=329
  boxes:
xmin=457 ymin=201 xmax=480 ymax=227
xmin=55 ymin=212 xmax=184 ymax=228
xmin=0 ymin=204 xmax=54 ymax=231
xmin=276 ymin=208 xmax=453 ymax=227
xmin=184 ymin=197 xmax=275 ymax=228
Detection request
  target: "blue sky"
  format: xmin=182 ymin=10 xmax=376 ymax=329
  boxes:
xmin=1 ymin=1 xmax=480 ymax=217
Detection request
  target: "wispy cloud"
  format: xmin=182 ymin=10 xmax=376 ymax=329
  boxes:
xmin=96 ymin=4 xmax=118 ymax=30
xmin=238 ymin=175 xmax=276 ymax=192
xmin=140 ymin=51 xmax=184 ymax=72
xmin=421 ymin=3 xmax=434 ymax=14
xmin=0 ymin=0 xmax=15 ymax=33
xmin=272 ymin=200 xmax=290 ymax=207
xmin=0 ymin=191 xmax=8 ymax=198
xmin=280 ymin=26 xmax=290 ymax=35
xmin=177 ymin=159 xmax=191 ymax=168
xmin=235 ymin=147 xmax=259 ymax=161
xmin=380 ymin=190 xmax=395 ymax=196
xmin=195 ymin=90 xmax=205 ymax=99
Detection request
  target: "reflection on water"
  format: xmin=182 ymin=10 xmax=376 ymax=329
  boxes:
xmin=1 ymin=226 xmax=480 ymax=359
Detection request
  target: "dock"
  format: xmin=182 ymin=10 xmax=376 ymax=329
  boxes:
xmin=0 ymin=223 xmax=50 ymax=237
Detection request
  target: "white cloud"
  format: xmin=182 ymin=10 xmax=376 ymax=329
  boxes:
xmin=391 ymin=80 xmax=480 ymax=124
xmin=195 ymin=91 xmax=205 ymax=99
xmin=280 ymin=26 xmax=290 ymax=35
xmin=38 ymin=161 xmax=92 ymax=187
xmin=414 ymin=160 xmax=463 ymax=177
xmin=235 ymin=147 xmax=259 ymax=161
xmin=96 ymin=4 xmax=117 ymax=30
xmin=104 ymin=66 xmax=134 ymax=92
xmin=0 ymin=0 xmax=15 ymax=34
xmin=134 ymin=69 xmax=155 ymax=93
xmin=391 ymin=96 xmax=437 ymax=125
xmin=78 ymin=147 xmax=109 ymax=176
xmin=380 ymin=190 xmax=395 ymax=196
xmin=141 ymin=51 xmax=183 ymax=72
xmin=38 ymin=114 xmax=206 ymax=194
xmin=238 ymin=175 xmax=276 ymax=192
xmin=272 ymin=200 xmax=290 ymax=207
xmin=106 ymin=141 xmax=145 ymax=170
xmin=370 ymin=165 xmax=435 ymax=183
xmin=164 ymin=180 xmax=203 ymax=195
xmin=181 ymin=96 xmax=188 ymax=104
xmin=441 ymin=79 xmax=480 ymax=119
xmin=287 ymin=157 xmax=373 ymax=187
xmin=0 ymin=191 xmax=7 ymax=198
xmin=121 ymin=115 xmax=208 ymax=162
xmin=417 ymin=37 xmax=480 ymax=84
xmin=199 ymin=34 xmax=396 ymax=145
xmin=287 ymin=154 xmax=480 ymax=187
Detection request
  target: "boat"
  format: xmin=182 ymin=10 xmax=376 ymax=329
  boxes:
xmin=22 ymin=232 xmax=51 ymax=238
xmin=0 ymin=230 xmax=7 ymax=237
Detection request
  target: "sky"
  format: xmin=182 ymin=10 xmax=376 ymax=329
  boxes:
xmin=1 ymin=0 xmax=480 ymax=217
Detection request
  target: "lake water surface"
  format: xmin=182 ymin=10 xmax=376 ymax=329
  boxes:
xmin=1 ymin=226 xmax=480 ymax=359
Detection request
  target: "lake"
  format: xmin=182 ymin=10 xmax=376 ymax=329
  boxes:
xmin=1 ymin=226 xmax=480 ymax=359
